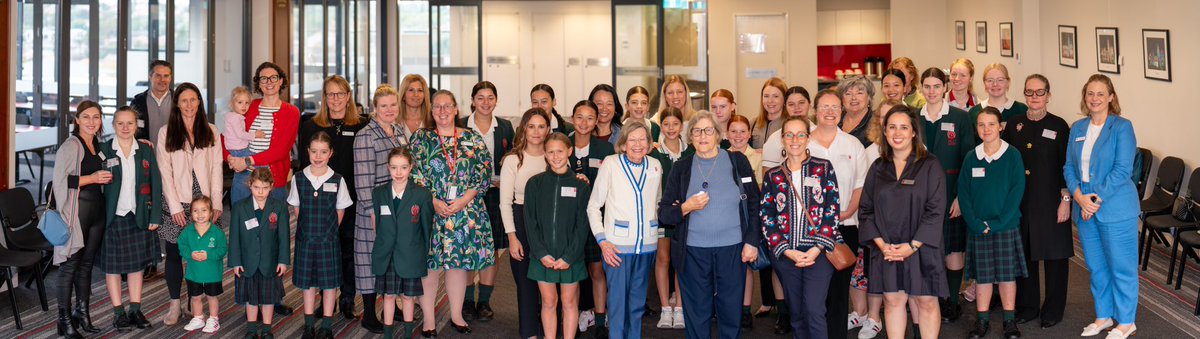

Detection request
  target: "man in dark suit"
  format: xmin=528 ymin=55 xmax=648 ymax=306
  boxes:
xmin=129 ymin=60 xmax=174 ymax=142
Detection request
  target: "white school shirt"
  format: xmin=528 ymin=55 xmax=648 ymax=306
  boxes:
xmin=114 ymin=141 xmax=140 ymax=216
xmin=807 ymin=130 xmax=869 ymax=226
xmin=287 ymin=167 xmax=354 ymax=210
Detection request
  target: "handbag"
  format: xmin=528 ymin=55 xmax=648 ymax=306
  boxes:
xmin=731 ymin=153 xmax=772 ymax=271
xmin=827 ymin=243 xmax=857 ymax=271
xmin=38 ymin=209 xmax=70 ymax=246
xmin=1172 ymin=196 xmax=1195 ymax=222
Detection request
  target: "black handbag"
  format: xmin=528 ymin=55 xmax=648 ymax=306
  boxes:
xmin=1171 ymin=196 xmax=1195 ymax=222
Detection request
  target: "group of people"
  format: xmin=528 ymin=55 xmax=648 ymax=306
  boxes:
xmin=48 ymin=55 xmax=1141 ymax=339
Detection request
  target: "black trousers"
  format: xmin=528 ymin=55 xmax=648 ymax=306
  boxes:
xmin=509 ymin=205 xmax=540 ymax=338
xmin=58 ymin=190 xmax=106 ymax=310
xmin=826 ymin=226 xmax=860 ymax=339
xmin=1014 ymin=258 xmax=1069 ymax=322
xmin=340 ymin=202 xmax=358 ymax=302
xmin=164 ymin=241 xmax=184 ymax=299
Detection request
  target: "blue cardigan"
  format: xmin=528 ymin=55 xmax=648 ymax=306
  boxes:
xmin=1063 ymin=115 xmax=1139 ymax=223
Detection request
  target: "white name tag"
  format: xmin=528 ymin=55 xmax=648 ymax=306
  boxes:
xmin=740 ymin=176 xmax=753 ymax=184
xmin=941 ymin=122 xmax=955 ymax=131
xmin=972 ymin=168 xmax=986 ymax=177
xmin=322 ymin=183 xmax=338 ymax=192
xmin=447 ymin=186 xmax=460 ymax=200
xmin=98 ymin=152 xmax=107 ymax=161
xmin=244 ymin=218 xmax=259 ymax=230
xmin=1074 ymin=136 xmax=1086 ymax=142
xmin=840 ymin=154 xmax=852 ymax=161
xmin=137 ymin=120 xmax=146 ymax=128
xmin=462 ymin=141 xmax=475 ymax=147
xmin=341 ymin=131 xmax=356 ymax=137
xmin=1041 ymin=129 xmax=1057 ymax=140
xmin=803 ymin=176 xmax=820 ymax=188
xmin=561 ymin=187 xmax=577 ymax=197
xmin=380 ymin=205 xmax=392 ymax=215
xmin=589 ymin=158 xmax=602 ymax=168
xmin=105 ymin=158 xmax=120 ymax=169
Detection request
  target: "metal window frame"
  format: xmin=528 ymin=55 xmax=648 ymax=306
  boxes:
xmin=611 ymin=0 xmax=665 ymax=98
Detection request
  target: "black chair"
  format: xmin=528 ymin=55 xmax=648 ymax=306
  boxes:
xmin=1135 ymin=147 xmax=1154 ymax=197
xmin=1176 ymin=231 xmax=1200 ymax=315
xmin=1138 ymin=156 xmax=1186 ymax=260
xmin=0 ymin=187 xmax=51 ymax=311
xmin=1142 ymin=168 xmax=1200 ymax=286
xmin=0 ymin=247 xmax=45 ymax=330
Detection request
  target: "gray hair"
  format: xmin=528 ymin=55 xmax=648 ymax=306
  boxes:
xmin=837 ymin=75 xmax=876 ymax=104
xmin=615 ymin=121 xmax=651 ymax=155
xmin=686 ymin=111 xmax=725 ymax=140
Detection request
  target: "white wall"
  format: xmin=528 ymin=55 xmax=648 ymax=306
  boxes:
xmin=709 ymin=0 xmax=817 ymax=118
xmin=889 ymin=0 xmax=949 ymax=73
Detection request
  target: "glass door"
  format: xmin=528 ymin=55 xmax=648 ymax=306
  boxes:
xmin=428 ymin=0 xmax=480 ymax=113
xmin=612 ymin=0 xmax=662 ymax=110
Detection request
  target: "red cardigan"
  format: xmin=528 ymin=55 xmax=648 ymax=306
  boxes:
xmin=222 ymin=98 xmax=300 ymax=188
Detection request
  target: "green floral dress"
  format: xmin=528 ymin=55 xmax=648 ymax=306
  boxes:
xmin=410 ymin=128 xmax=495 ymax=270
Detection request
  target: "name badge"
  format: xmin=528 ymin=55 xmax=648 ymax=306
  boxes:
xmin=1074 ymin=136 xmax=1086 ymax=142
xmin=137 ymin=120 xmax=146 ymax=128
xmin=447 ymin=186 xmax=460 ymax=200
xmin=105 ymin=158 xmax=120 ymax=169
xmin=244 ymin=218 xmax=259 ymax=230
xmin=802 ymin=176 xmax=820 ymax=188
xmin=740 ymin=176 xmax=753 ymax=184
xmin=900 ymin=179 xmax=916 ymax=185
xmin=341 ymin=131 xmax=356 ymax=137
xmin=1041 ymin=129 xmax=1057 ymax=140
xmin=462 ymin=141 xmax=475 ymax=147
xmin=589 ymin=158 xmax=602 ymax=168
xmin=380 ymin=205 xmax=392 ymax=215
xmin=941 ymin=122 xmax=955 ymax=131
xmin=98 ymin=152 xmax=107 ymax=161
xmin=561 ymin=187 xmax=577 ymax=197
xmin=322 ymin=183 xmax=338 ymax=192
xmin=840 ymin=154 xmax=852 ymax=161
xmin=972 ymin=168 xmax=986 ymax=177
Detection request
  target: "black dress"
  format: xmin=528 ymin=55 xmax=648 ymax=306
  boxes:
xmin=858 ymin=154 xmax=948 ymax=297
xmin=1001 ymin=113 xmax=1073 ymax=261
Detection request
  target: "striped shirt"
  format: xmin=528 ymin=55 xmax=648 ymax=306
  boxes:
xmin=248 ymin=106 xmax=277 ymax=153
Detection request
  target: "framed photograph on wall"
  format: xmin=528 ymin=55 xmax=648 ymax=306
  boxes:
xmin=976 ymin=21 xmax=988 ymax=53
xmin=955 ymin=21 xmax=966 ymax=50
xmin=1096 ymin=27 xmax=1120 ymax=74
xmin=1142 ymin=29 xmax=1171 ymax=81
xmin=1059 ymin=25 xmax=1078 ymax=68
xmin=999 ymin=22 xmax=1014 ymax=57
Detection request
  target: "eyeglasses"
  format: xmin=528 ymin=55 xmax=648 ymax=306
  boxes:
xmin=690 ymin=127 xmax=717 ymax=136
xmin=432 ymin=104 xmax=457 ymax=111
xmin=325 ymin=91 xmax=348 ymax=99
xmin=257 ymin=75 xmax=283 ymax=84
xmin=782 ymin=132 xmax=809 ymax=140
xmin=1023 ymin=89 xmax=1048 ymax=97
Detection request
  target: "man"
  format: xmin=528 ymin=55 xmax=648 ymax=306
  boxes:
xmin=130 ymin=60 xmax=174 ymax=142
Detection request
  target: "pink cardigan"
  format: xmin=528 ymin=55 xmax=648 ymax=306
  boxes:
xmin=156 ymin=123 xmax=225 ymax=214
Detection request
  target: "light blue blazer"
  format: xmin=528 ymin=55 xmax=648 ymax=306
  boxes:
xmin=1063 ymin=115 xmax=1140 ymax=224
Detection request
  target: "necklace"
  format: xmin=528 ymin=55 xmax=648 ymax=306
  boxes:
xmin=697 ymin=151 xmax=719 ymax=189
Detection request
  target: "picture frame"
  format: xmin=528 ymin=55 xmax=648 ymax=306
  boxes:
xmin=1059 ymin=25 xmax=1078 ymax=68
xmin=955 ymin=21 xmax=966 ymax=51
xmin=1096 ymin=27 xmax=1120 ymax=74
xmin=999 ymin=22 xmax=1014 ymax=57
xmin=976 ymin=21 xmax=988 ymax=53
xmin=1142 ymin=29 xmax=1171 ymax=82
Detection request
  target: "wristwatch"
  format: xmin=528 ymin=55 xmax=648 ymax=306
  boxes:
xmin=1061 ymin=195 xmax=1071 ymax=202
xmin=908 ymin=242 xmax=919 ymax=251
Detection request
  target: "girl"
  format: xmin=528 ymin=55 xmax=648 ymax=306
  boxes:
xmin=591 ymin=84 xmax=625 ymax=145
xmin=968 ymin=63 xmax=1029 ymax=124
xmin=652 ymin=107 xmax=686 ymax=330
xmin=655 ymin=108 xmax=690 ymax=162
xmin=760 ymin=86 xmax=811 ymax=172
xmin=948 ymin=59 xmax=978 ymax=111
xmin=288 ymin=132 xmax=354 ymax=338
xmin=501 ymin=108 xmax=552 ymax=339
xmin=879 ymin=69 xmax=909 ymax=104
xmin=230 ymin=168 xmax=292 ymax=338
xmin=526 ymin=133 xmax=592 ymax=339
xmin=569 ymin=100 xmax=616 ymax=334
xmin=372 ymin=147 xmax=434 ymax=339
xmin=625 ymin=86 xmax=661 ymax=141
xmin=710 ymin=89 xmax=737 ymax=136
xmin=728 ymin=114 xmax=764 ymax=329
xmin=532 ymin=84 xmax=574 ymax=134
xmin=889 ymin=57 xmax=927 ymax=109
xmin=178 ymin=196 xmax=227 ymax=334
xmin=223 ymin=86 xmax=262 ymax=163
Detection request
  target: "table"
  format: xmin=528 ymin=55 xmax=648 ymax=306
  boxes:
xmin=15 ymin=125 xmax=58 ymax=206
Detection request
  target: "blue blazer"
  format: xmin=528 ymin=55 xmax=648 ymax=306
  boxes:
xmin=1063 ymin=115 xmax=1139 ymax=223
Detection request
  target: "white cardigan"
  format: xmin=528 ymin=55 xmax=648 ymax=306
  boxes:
xmin=586 ymin=154 xmax=663 ymax=255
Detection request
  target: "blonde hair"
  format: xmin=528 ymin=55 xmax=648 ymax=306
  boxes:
xmin=399 ymin=74 xmax=431 ymax=114
xmin=314 ymin=75 xmax=362 ymax=127
xmin=228 ymin=86 xmax=253 ymax=112
xmin=950 ymin=58 xmax=976 ymax=96
xmin=889 ymin=57 xmax=920 ymax=94
xmin=656 ymin=75 xmax=695 ymax=120
xmin=372 ymin=84 xmax=399 ymax=114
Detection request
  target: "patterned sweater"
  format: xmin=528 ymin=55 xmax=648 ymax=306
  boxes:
xmin=760 ymin=156 xmax=844 ymax=258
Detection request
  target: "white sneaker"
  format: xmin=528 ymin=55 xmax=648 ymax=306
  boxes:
xmin=857 ymin=318 xmax=882 ymax=339
xmin=202 ymin=317 xmax=220 ymax=333
xmin=579 ymin=309 xmax=595 ymax=331
xmin=182 ymin=316 xmax=206 ymax=331
xmin=848 ymin=312 xmax=866 ymax=330
xmin=672 ymin=307 xmax=685 ymax=329
xmin=657 ymin=308 xmax=673 ymax=328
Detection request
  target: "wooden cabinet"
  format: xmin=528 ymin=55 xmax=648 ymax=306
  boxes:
xmin=817 ymin=9 xmax=890 ymax=46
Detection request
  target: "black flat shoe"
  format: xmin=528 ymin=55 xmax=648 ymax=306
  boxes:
xmin=591 ymin=326 xmax=608 ymax=339
xmin=1003 ymin=319 xmax=1021 ymax=339
xmin=451 ymin=321 xmax=472 ymax=334
xmin=274 ymin=304 xmax=294 ymax=316
xmin=772 ymin=313 xmax=792 ymax=335
xmin=114 ymin=313 xmax=133 ymax=332
xmin=940 ymin=301 xmax=962 ymax=323
xmin=967 ymin=318 xmax=990 ymax=338
xmin=316 ymin=327 xmax=334 ymax=339
xmin=261 ymin=332 xmax=275 ymax=339
xmin=1040 ymin=319 xmax=1060 ymax=328
xmin=740 ymin=311 xmax=753 ymax=329
xmin=360 ymin=315 xmax=384 ymax=334
xmin=1015 ymin=316 xmax=1035 ymax=324
xmin=130 ymin=310 xmax=152 ymax=329
xmin=340 ymin=301 xmax=357 ymax=319
xmin=476 ymin=302 xmax=495 ymax=321
xmin=463 ymin=301 xmax=478 ymax=321
xmin=301 ymin=325 xmax=316 ymax=339
xmin=244 ymin=332 xmax=261 ymax=339
xmin=422 ymin=329 xmax=438 ymax=338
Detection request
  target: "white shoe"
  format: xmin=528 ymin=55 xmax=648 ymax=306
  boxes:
xmin=858 ymin=318 xmax=882 ymax=339
xmin=182 ymin=316 xmax=206 ymax=331
xmin=1105 ymin=324 xmax=1136 ymax=339
xmin=579 ymin=309 xmax=595 ymax=331
xmin=672 ymin=307 xmax=685 ymax=329
xmin=1081 ymin=318 xmax=1114 ymax=336
xmin=202 ymin=317 xmax=220 ymax=333
xmin=847 ymin=312 xmax=866 ymax=330
xmin=657 ymin=309 xmax=673 ymax=329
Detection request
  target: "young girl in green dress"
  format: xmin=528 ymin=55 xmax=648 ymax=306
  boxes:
xmin=372 ymin=147 xmax=434 ymax=338
xmin=178 ymin=196 xmax=227 ymax=334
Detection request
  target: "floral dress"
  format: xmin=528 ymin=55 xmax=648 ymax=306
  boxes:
xmin=409 ymin=128 xmax=495 ymax=270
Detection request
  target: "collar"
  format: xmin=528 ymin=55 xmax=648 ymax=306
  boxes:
xmin=115 ymin=139 xmax=140 ymax=159
xmin=981 ymin=98 xmax=1014 ymax=110
xmin=392 ymin=182 xmax=407 ymax=200
xmin=302 ymin=166 xmax=335 ymax=186
xmin=921 ymin=100 xmax=951 ymax=122
xmin=469 ymin=113 xmax=498 ymax=134
xmin=150 ymin=90 xmax=170 ymax=105
xmin=974 ymin=140 xmax=1010 ymax=162
xmin=252 ymin=198 xmax=266 ymax=211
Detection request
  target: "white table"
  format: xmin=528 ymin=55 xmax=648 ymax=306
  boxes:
xmin=15 ymin=125 xmax=59 ymax=205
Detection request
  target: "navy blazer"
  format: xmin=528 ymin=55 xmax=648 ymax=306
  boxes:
xmin=658 ymin=150 xmax=762 ymax=273
xmin=1063 ymin=115 xmax=1139 ymax=223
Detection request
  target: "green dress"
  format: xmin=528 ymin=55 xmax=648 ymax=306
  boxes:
xmin=410 ymin=128 xmax=496 ymax=270
xmin=920 ymin=102 xmax=976 ymax=254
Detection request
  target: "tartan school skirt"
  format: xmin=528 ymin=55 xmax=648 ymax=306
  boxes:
xmin=584 ymin=232 xmax=603 ymax=264
xmin=293 ymin=235 xmax=342 ymax=290
xmin=964 ymin=228 xmax=1029 ymax=284
xmin=943 ymin=217 xmax=967 ymax=254
xmin=98 ymin=213 xmax=160 ymax=274
xmin=235 ymin=271 xmax=285 ymax=305
xmin=375 ymin=267 xmax=424 ymax=297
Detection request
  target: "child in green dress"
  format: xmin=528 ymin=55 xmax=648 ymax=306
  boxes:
xmin=178 ymin=196 xmax=227 ymax=334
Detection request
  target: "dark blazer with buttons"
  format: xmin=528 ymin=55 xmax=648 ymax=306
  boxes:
xmin=101 ymin=138 xmax=163 ymax=229
xmin=371 ymin=181 xmax=434 ymax=278
xmin=228 ymin=197 xmax=292 ymax=276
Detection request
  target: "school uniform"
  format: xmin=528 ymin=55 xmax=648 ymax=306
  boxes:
xmin=371 ymin=181 xmax=434 ymax=296
xmin=99 ymin=138 xmax=163 ymax=274
xmin=524 ymin=168 xmax=592 ymax=284
xmin=287 ymin=167 xmax=354 ymax=290
xmin=969 ymin=99 xmax=1029 ymax=124
xmin=920 ymin=101 xmax=977 ymax=254
xmin=229 ymin=197 xmax=292 ymax=305
xmin=178 ymin=224 xmax=228 ymax=297
xmin=570 ymin=135 xmax=615 ymax=264
xmin=459 ymin=114 xmax=515 ymax=250
xmin=958 ymin=141 xmax=1028 ymax=284
xmin=299 ymin=115 xmax=368 ymax=300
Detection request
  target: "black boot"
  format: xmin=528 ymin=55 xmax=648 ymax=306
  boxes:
xmin=772 ymin=310 xmax=792 ymax=335
xmin=967 ymin=318 xmax=990 ymax=338
xmin=114 ymin=312 xmax=133 ymax=332
xmin=73 ymin=300 xmax=101 ymax=333
xmin=340 ymin=296 xmax=357 ymax=319
xmin=1002 ymin=319 xmax=1021 ymax=339
xmin=57 ymin=308 xmax=84 ymax=339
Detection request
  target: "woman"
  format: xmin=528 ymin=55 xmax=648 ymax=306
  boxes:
xmin=852 ymin=99 xmax=905 ymax=338
xmin=531 ymin=84 xmax=574 ymax=134
xmin=958 ymin=107 xmax=1028 ymax=339
xmin=457 ymin=81 xmax=515 ymax=322
xmin=879 ymin=69 xmax=909 ymax=105
xmin=410 ymin=90 xmax=495 ymax=335
xmin=917 ymin=67 xmax=976 ymax=323
xmin=655 ymin=75 xmax=697 ymax=122
xmin=859 ymin=105 xmax=948 ymax=339
xmin=807 ymin=90 xmax=870 ymax=339
xmin=299 ymin=75 xmax=368 ymax=319
xmin=156 ymin=83 xmax=224 ymax=326
xmin=1065 ymin=74 xmax=1139 ymax=339
xmin=399 ymin=74 xmax=431 ymax=141
xmin=500 ymin=108 xmax=552 ymax=339
xmin=591 ymin=84 xmax=625 ymax=145
xmin=751 ymin=77 xmax=788 ymax=149
xmin=839 ymin=76 xmax=878 ymax=147
xmin=586 ymin=121 xmax=663 ymax=338
xmin=659 ymin=112 xmax=762 ymax=339
xmin=889 ymin=57 xmax=926 ymax=109
xmin=761 ymin=86 xmax=811 ymax=172
xmin=352 ymin=84 xmax=407 ymax=333
xmin=226 ymin=62 xmax=300 ymax=202
xmin=968 ymin=63 xmax=1028 ymax=124
xmin=624 ymin=86 xmax=661 ymax=141
xmin=52 ymin=101 xmax=112 ymax=337
xmin=1002 ymin=74 xmax=1072 ymax=329
xmin=99 ymin=106 xmax=163 ymax=332
xmin=948 ymin=58 xmax=978 ymax=111
xmin=569 ymin=100 xmax=617 ymax=334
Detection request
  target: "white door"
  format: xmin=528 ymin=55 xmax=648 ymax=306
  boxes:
xmin=483 ymin=12 xmax=521 ymax=118
xmin=734 ymin=14 xmax=788 ymax=118
xmin=532 ymin=13 xmax=568 ymax=115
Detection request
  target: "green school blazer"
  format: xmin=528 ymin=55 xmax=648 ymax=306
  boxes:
xmin=371 ymin=181 xmax=434 ymax=278
xmin=228 ymin=197 xmax=292 ymax=276
xmin=100 ymin=139 xmax=163 ymax=229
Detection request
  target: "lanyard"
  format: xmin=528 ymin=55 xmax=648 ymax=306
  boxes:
xmin=438 ymin=129 xmax=460 ymax=178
